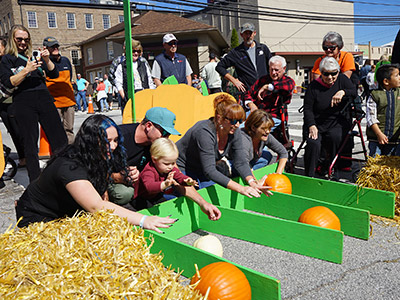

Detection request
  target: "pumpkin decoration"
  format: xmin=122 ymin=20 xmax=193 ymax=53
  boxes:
xmin=193 ymin=235 xmax=223 ymax=257
xmin=190 ymin=262 xmax=251 ymax=300
xmin=298 ymin=206 xmax=341 ymax=230
xmin=263 ymin=173 xmax=292 ymax=194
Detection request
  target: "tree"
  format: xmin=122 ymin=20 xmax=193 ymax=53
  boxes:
xmin=231 ymin=28 xmax=239 ymax=49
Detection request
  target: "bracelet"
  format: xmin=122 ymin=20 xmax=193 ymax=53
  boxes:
xmin=139 ymin=215 xmax=148 ymax=228
xmin=248 ymin=178 xmax=256 ymax=185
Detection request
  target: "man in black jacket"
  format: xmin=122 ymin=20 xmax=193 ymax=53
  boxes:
xmin=216 ymin=23 xmax=272 ymax=106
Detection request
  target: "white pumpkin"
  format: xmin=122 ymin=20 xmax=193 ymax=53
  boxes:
xmin=193 ymin=235 xmax=223 ymax=257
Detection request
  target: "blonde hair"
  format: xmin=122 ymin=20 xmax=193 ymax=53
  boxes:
xmin=150 ymin=138 xmax=178 ymax=160
xmin=213 ymin=93 xmax=245 ymax=121
xmin=6 ymin=25 xmax=32 ymax=57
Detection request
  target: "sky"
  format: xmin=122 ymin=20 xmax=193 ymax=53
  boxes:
xmin=65 ymin=0 xmax=400 ymax=46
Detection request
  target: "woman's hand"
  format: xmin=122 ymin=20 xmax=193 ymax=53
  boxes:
xmin=143 ymin=215 xmax=177 ymax=234
xmin=250 ymin=178 xmax=273 ymax=197
xmin=25 ymin=58 xmax=42 ymax=73
xmin=184 ymin=177 xmax=199 ymax=187
xmin=331 ymin=90 xmax=345 ymax=107
xmin=308 ymin=125 xmax=318 ymax=140
xmin=127 ymin=166 xmax=139 ymax=184
xmin=200 ymin=202 xmax=221 ymax=221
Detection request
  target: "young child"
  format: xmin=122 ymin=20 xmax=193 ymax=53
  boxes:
xmin=366 ymin=64 xmax=400 ymax=156
xmin=133 ymin=138 xmax=221 ymax=220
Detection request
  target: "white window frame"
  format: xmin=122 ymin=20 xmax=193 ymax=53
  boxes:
xmin=7 ymin=13 xmax=11 ymax=29
xmin=47 ymin=12 xmax=57 ymax=29
xmin=106 ymin=41 xmax=114 ymax=61
xmin=118 ymin=15 xmax=124 ymax=23
xmin=66 ymin=13 xmax=76 ymax=29
xmin=85 ymin=14 xmax=93 ymax=30
xmin=71 ymin=50 xmax=80 ymax=66
xmin=27 ymin=11 xmax=38 ymax=28
xmin=102 ymin=14 xmax=111 ymax=30
xmin=0 ymin=20 xmax=3 ymax=36
xmin=87 ymin=48 xmax=93 ymax=65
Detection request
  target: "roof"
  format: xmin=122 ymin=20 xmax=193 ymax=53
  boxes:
xmin=79 ymin=11 xmax=227 ymax=47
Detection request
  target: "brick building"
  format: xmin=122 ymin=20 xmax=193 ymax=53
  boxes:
xmin=0 ymin=0 xmax=126 ymax=78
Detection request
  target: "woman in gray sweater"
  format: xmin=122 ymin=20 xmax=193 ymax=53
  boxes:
xmin=177 ymin=94 xmax=270 ymax=198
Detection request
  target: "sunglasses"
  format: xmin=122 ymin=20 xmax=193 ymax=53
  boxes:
xmin=132 ymin=49 xmax=141 ymax=54
xmin=225 ymin=117 xmax=243 ymax=125
xmin=15 ymin=37 xmax=30 ymax=43
xmin=322 ymin=45 xmax=337 ymax=51
xmin=167 ymin=41 xmax=177 ymax=46
xmin=321 ymin=71 xmax=339 ymax=77
xmin=153 ymin=123 xmax=170 ymax=137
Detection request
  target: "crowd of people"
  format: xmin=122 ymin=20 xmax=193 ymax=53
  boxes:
xmin=0 ymin=22 xmax=399 ymax=233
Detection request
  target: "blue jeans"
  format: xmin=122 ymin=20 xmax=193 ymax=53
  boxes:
xmin=99 ymin=97 xmax=109 ymax=112
xmin=251 ymin=149 xmax=273 ymax=170
xmin=75 ymin=91 xmax=87 ymax=111
xmin=271 ymin=117 xmax=281 ymax=132
xmin=181 ymin=170 xmax=215 ymax=190
xmin=368 ymin=141 xmax=400 ymax=156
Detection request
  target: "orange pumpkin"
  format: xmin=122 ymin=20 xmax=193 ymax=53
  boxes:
xmin=298 ymin=206 xmax=341 ymax=230
xmin=263 ymin=173 xmax=292 ymax=194
xmin=190 ymin=262 xmax=251 ymax=300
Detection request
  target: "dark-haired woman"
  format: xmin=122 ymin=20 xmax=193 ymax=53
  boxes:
xmin=176 ymin=94 xmax=271 ymax=198
xmin=16 ymin=115 xmax=176 ymax=232
xmin=0 ymin=25 xmax=67 ymax=182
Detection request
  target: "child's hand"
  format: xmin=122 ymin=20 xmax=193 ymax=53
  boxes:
xmin=184 ymin=177 xmax=199 ymax=187
xmin=200 ymin=202 xmax=221 ymax=221
xmin=377 ymin=132 xmax=389 ymax=144
xmin=161 ymin=171 xmax=178 ymax=191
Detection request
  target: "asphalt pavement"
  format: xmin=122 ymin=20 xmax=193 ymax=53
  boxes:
xmin=0 ymin=96 xmax=399 ymax=299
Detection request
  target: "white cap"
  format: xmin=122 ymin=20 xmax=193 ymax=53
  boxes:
xmin=163 ymin=33 xmax=178 ymax=44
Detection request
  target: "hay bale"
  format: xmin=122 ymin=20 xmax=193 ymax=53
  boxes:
xmin=356 ymin=155 xmax=400 ymax=216
xmin=0 ymin=211 xmax=203 ymax=299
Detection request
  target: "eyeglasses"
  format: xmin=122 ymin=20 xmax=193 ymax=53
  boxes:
xmin=15 ymin=37 xmax=30 ymax=43
xmin=167 ymin=41 xmax=177 ymax=46
xmin=322 ymin=45 xmax=337 ymax=51
xmin=225 ymin=117 xmax=243 ymax=125
xmin=153 ymin=123 xmax=170 ymax=137
xmin=321 ymin=71 xmax=339 ymax=77
xmin=132 ymin=49 xmax=141 ymax=54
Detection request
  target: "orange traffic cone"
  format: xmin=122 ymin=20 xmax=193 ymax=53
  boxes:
xmin=87 ymin=95 xmax=94 ymax=114
xmin=38 ymin=127 xmax=52 ymax=159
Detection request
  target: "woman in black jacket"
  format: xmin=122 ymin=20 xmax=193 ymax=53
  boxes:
xmin=0 ymin=25 xmax=67 ymax=182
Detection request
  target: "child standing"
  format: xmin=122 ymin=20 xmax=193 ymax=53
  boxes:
xmin=133 ymin=138 xmax=221 ymax=220
xmin=366 ymin=64 xmax=400 ymax=156
xmin=96 ymin=78 xmax=108 ymax=112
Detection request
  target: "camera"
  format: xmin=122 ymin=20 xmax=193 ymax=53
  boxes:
xmin=32 ymin=50 xmax=41 ymax=62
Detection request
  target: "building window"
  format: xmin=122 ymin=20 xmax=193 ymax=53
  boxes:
xmin=106 ymin=41 xmax=114 ymax=60
xmin=27 ymin=11 xmax=38 ymax=28
xmin=67 ymin=13 xmax=76 ymax=29
xmin=47 ymin=12 xmax=57 ymax=28
xmin=118 ymin=15 xmax=124 ymax=23
xmin=0 ymin=20 xmax=3 ymax=36
xmin=85 ymin=14 xmax=93 ymax=29
xmin=103 ymin=14 xmax=110 ymax=30
xmin=7 ymin=13 xmax=11 ymax=29
xmin=87 ymin=48 xmax=93 ymax=65
xmin=71 ymin=50 xmax=80 ymax=65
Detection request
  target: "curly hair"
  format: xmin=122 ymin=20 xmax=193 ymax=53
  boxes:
xmin=47 ymin=115 xmax=129 ymax=195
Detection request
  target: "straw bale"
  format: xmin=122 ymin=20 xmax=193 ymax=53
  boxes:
xmin=0 ymin=211 xmax=203 ymax=299
xmin=356 ymin=155 xmax=400 ymax=216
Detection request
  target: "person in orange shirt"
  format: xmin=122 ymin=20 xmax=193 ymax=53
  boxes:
xmin=311 ymin=31 xmax=356 ymax=82
xmin=44 ymin=36 xmax=76 ymax=144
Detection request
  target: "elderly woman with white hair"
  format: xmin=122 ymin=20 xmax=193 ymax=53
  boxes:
xmin=311 ymin=31 xmax=356 ymax=81
xmin=303 ymin=56 xmax=357 ymax=177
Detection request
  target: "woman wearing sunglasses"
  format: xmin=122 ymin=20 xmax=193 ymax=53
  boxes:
xmin=0 ymin=25 xmax=67 ymax=182
xmin=114 ymin=39 xmax=155 ymax=111
xmin=311 ymin=31 xmax=356 ymax=82
xmin=303 ymin=57 xmax=357 ymax=178
xmin=176 ymin=94 xmax=271 ymax=198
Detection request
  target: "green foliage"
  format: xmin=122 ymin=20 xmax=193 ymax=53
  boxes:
xmin=231 ymin=28 xmax=239 ymax=49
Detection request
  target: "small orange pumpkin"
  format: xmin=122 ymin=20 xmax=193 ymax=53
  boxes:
xmin=190 ymin=262 xmax=251 ymax=300
xmin=298 ymin=206 xmax=341 ymax=230
xmin=263 ymin=173 xmax=292 ymax=194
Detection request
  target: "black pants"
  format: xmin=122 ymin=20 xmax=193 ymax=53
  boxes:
xmin=0 ymin=102 xmax=25 ymax=159
xmin=304 ymin=124 xmax=347 ymax=177
xmin=13 ymin=89 xmax=68 ymax=182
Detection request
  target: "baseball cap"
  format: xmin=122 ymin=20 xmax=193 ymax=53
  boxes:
xmin=145 ymin=107 xmax=180 ymax=136
xmin=43 ymin=36 xmax=59 ymax=47
xmin=163 ymin=33 xmax=178 ymax=44
xmin=240 ymin=23 xmax=255 ymax=33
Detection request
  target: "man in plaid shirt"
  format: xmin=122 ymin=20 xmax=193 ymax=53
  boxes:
xmin=245 ymin=55 xmax=295 ymax=131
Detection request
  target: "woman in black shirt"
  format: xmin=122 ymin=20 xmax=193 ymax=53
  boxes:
xmin=0 ymin=25 xmax=67 ymax=182
xmin=16 ymin=114 xmax=176 ymax=232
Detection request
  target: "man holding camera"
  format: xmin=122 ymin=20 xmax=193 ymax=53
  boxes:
xmin=43 ymin=36 xmax=75 ymax=144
